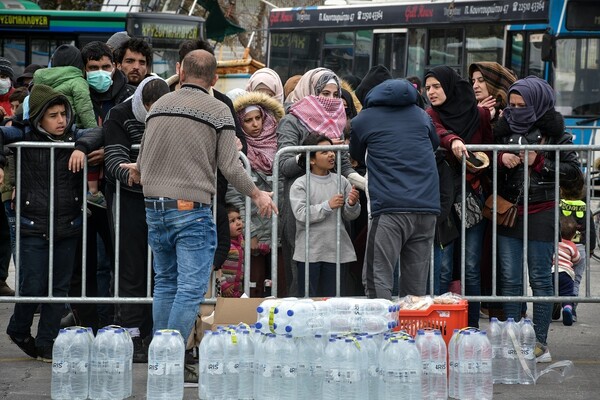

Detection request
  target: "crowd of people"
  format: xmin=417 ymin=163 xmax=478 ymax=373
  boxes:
xmin=0 ymin=31 xmax=586 ymax=375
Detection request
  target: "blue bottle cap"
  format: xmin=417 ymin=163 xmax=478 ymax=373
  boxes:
xmin=287 ymin=310 xmax=294 ymax=317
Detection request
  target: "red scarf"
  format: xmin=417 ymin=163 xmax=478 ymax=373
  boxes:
xmin=289 ymin=95 xmax=346 ymax=139
xmin=244 ymin=108 xmax=278 ymax=174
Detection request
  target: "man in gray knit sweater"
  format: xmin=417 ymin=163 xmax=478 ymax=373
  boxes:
xmin=121 ymin=50 xmax=276 ymax=341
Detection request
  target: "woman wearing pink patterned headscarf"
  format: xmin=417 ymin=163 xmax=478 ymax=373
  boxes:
xmin=227 ymin=91 xmax=284 ymax=296
xmin=276 ymin=67 xmax=365 ymax=296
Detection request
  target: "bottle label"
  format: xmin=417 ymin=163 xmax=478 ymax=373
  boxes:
xmin=430 ymin=362 xmax=446 ymax=374
xmin=52 ymin=360 xmax=69 ymax=374
xmin=227 ymin=361 xmax=240 ymax=374
xmin=521 ymin=347 xmax=535 ymax=360
xmin=421 ymin=361 xmax=431 ymax=376
xmin=383 ymin=369 xmax=419 ymax=382
xmin=368 ymin=365 xmax=379 ymax=377
xmin=492 ymin=346 xmax=503 ymax=358
xmin=148 ymin=362 xmax=162 ymax=375
xmin=74 ymin=360 xmax=88 ymax=374
xmin=325 ymin=368 xmax=341 ymax=382
xmin=504 ymin=348 xmax=518 ymax=359
xmin=341 ymin=369 xmax=359 ymax=383
xmin=207 ymin=361 xmax=224 ymax=375
xmin=283 ymin=365 xmax=297 ymax=378
xmin=109 ymin=360 xmax=124 ymax=373
xmin=480 ymin=360 xmax=492 ymax=373
xmin=459 ymin=361 xmax=479 ymax=373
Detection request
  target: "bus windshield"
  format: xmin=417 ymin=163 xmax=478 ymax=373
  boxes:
xmin=554 ymin=37 xmax=600 ymax=116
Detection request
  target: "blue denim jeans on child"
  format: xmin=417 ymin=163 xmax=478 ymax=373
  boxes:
xmin=498 ymin=235 xmax=553 ymax=345
xmin=6 ymin=236 xmax=78 ymax=347
xmin=145 ymin=206 xmax=216 ymax=341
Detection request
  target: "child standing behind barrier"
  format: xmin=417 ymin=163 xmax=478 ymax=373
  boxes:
xmin=552 ymin=215 xmax=581 ymax=326
xmin=1 ymin=84 xmax=102 ymax=362
xmin=290 ymin=134 xmax=360 ymax=297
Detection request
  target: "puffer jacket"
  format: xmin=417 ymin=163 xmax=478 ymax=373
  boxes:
xmin=0 ymin=103 xmax=103 ymax=239
xmin=494 ymin=110 xmax=580 ymax=204
xmin=33 ymin=66 xmax=97 ymax=128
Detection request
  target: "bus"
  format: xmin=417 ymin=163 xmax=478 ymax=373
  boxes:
xmin=0 ymin=4 xmax=205 ymax=78
xmin=268 ymin=0 xmax=600 ymax=139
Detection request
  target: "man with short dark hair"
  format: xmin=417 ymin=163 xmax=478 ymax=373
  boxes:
xmin=121 ymin=49 xmax=276 ymax=344
xmin=114 ymin=38 xmax=152 ymax=86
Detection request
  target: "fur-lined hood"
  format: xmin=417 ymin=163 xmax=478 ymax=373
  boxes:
xmin=233 ymin=91 xmax=284 ymax=122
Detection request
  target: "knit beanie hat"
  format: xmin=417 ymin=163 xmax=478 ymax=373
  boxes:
xmin=0 ymin=57 xmax=14 ymax=79
xmin=106 ymin=31 xmax=130 ymax=50
xmin=354 ymin=65 xmax=392 ymax=106
xmin=50 ymin=44 xmax=85 ymax=70
xmin=28 ymin=84 xmax=69 ymax=121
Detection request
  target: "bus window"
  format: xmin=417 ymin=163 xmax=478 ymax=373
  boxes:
xmin=555 ymin=38 xmax=600 ymax=116
xmin=270 ymin=32 xmax=320 ymax=82
xmin=428 ymin=28 xmax=462 ymax=69
xmin=32 ymin=39 xmax=73 ymax=69
xmin=373 ymin=30 xmax=405 ymax=79
xmin=323 ymin=31 xmax=354 ymax=78
xmin=508 ymin=32 xmax=525 ymax=78
xmin=1 ymin=38 xmax=26 ymax=75
xmin=407 ymin=28 xmax=426 ymax=80
xmin=355 ymin=30 xmax=372 ymax=79
xmin=465 ymin=24 xmax=504 ymax=66
xmin=528 ymin=33 xmax=544 ymax=78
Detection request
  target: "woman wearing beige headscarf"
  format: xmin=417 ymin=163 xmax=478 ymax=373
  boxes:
xmin=245 ymin=68 xmax=284 ymax=105
xmin=276 ymin=67 xmax=365 ymax=296
xmin=469 ymin=62 xmax=517 ymax=125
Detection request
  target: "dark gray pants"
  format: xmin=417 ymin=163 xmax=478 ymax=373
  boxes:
xmin=363 ymin=213 xmax=436 ymax=299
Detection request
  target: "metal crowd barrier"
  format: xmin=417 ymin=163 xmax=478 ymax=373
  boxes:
xmin=3 ymin=140 xmax=600 ymax=307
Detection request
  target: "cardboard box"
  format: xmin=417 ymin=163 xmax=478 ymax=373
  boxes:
xmin=197 ymin=297 xmax=265 ymax=342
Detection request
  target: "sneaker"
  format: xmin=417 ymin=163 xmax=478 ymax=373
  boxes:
xmin=8 ymin=334 xmax=37 ymax=358
xmin=87 ymin=191 xmax=107 ymax=209
xmin=552 ymin=303 xmax=561 ymax=320
xmin=563 ymin=307 xmax=573 ymax=326
xmin=0 ymin=280 xmax=15 ymax=296
xmin=572 ymin=309 xmax=578 ymax=323
xmin=184 ymin=363 xmax=199 ymax=387
xmin=132 ymin=336 xmax=148 ymax=363
xmin=36 ymin=345 xmax=53 ymax=362
xmin=534 ymin=342 xmax=552 ymax=363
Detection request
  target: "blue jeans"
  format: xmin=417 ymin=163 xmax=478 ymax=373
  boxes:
xmin=437 ymin=220 xmax=486 ymax=327
xmin=6 ymin=236 xmax=78 ymax=347
xmin=146 ymin=207 xmax=216 ymax=341
xmin=498 ymin=235 xmax=553 ymax=345
xmin=3 ymin=200 xmax=16 ymax=257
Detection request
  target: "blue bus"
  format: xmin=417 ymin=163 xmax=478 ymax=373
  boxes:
xmin=267 ymin=0 xmax=599 ymax=139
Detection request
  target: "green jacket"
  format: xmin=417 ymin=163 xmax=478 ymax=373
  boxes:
xmin=33 ymin=66 xmax=98 ymax=129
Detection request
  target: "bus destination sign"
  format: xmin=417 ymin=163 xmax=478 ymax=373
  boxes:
xmin=269 ymin=0 xmax=548 ymax=29
xmin=0 ymin=14 xmax=50 ymax=29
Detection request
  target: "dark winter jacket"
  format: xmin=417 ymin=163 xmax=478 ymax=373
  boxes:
xmin=494 ymin=110 xmax=580 ymax=204
xmin=349 ymin=79 xmax=440 ymax=217
xmin=0 ymin=107 xmax=103 ymax=239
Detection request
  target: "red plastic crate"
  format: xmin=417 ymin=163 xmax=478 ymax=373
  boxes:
xmin=395 ymin=300 xmax=468 ymax=346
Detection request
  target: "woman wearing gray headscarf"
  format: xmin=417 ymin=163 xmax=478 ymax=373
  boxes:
xmin=277 ymin=67 xmax=365 ymax=296
xmin=494 ymin=76 xmax=580 ymax=363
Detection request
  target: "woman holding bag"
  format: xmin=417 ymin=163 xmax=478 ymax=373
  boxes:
xmin=494 ymin=76 xmax=580 ymax=362
xmin=424 ymin=66 xmax=494 ymax=328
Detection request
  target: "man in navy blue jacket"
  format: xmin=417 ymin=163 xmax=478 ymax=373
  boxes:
xmin=349 ymin=78 xmax=440 ymax=299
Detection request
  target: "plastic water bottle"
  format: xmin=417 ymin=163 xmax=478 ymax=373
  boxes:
xmin=280 ymin=334 xmax=298 ymax=398
xmin=339 ymin=338 xmax=363 ymax=399
xmin=362 ymin=334 xmax=380 ymax=400
xmin=477 ymin=331 xmax=493 ymax=400
xmin=326 ymin=298 xmax=397 ymax=316
xmin=120 ymin=328 xmax=134 ymax=398
xmin=147 ymin=330 xmax=185 ymax=400
xmin=519 ymin=319 xmax=537 ymax=385
xmin=323 ymin=338 xmax=342 ymax=400
xmin=90 ymin=328 xmax=128 ymax=400
xmin=416 ymin=330 xmax=447 ymax=400
xmin=259 ymin=333 xmax=282 ymax=399
xmin=199 ymin=331 xmax=226 ymax=400
xmin=253 ymin=332 xmax=266 ymax=400
xmin=223 ymin=330 xmax=240 ymax=399
xmin=296 ymin=336 xmax=310 ymax=400
xmin=237 ymin=330 xmax=254 ymax=399
xmin=457 ymin=331 xmax=476 ymax=400
xmin=448 ymin=329 xmax=460 ymax=399
xmin=487 ymin=317 xmax=504 ymax=384
xmin=51 ymin=328 xmax=90 ymax=400
xmin=329 ymin=314 xmax=396 ymax=335
xmin=379 ymin=338 xmax=422 ymax=400
xmin=501 ymin=318 xmax=520 ymax=384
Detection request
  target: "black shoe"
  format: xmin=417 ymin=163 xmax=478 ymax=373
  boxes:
xmin=60 ymin=311 xmax=76 ymax=328
xmin=36 ymin=345 xmax=53 ymax=362
xmin=132 ymin=336 xmax=148 ymax=363
xmin=552 ymin=303 xmax=561 ymax=320
xmin=8 ymin=334 xmax=38 ymax=358
xmin=0 ymin=280 xmax=15 ymax=296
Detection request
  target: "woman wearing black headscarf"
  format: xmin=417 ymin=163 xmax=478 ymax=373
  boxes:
xmin=494 ymin=76 xmax=580 ymax=362
xmin=424 ymin=66 xmax=493 ymax=328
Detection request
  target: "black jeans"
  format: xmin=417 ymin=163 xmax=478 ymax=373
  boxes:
xmin=6 ymin=235 xmax=78 ymax=347
xmin=0 ymin=201 xmax=11 ymax=281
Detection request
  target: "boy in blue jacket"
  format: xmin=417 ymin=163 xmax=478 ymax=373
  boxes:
xmin=1 ymin=84 xmax=102 ymax=362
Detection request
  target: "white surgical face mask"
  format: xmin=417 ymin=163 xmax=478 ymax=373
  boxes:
xmin=0 ymin=78 xmax=11 ymax=95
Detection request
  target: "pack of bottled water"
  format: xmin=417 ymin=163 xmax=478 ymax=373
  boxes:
xmin=51 ymin=326 xmax=93 ymax=400
xmin=487 ymin=317 xmax=537 ymax=386
xmin=254 ymin=297 xmax=398 ymax=337
xmin=448 ymin=327 xmax=493 ymax=400
xmin=89 ymin=325 xmax=133 ymax=400
xmin=147 ymin=329 xmax=185 ymax=400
